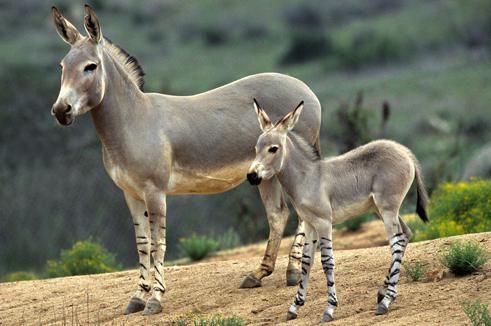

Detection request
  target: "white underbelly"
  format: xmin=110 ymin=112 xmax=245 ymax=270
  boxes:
xmin=166 ymin=161 xmax=251 ymax=195
xmin=332 ymin=197 xmax=374 ymax=223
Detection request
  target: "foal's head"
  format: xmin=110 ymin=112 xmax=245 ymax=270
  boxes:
xmin=247 ymin=99 xmax=304 ymax=185
xmin=51 ymin=5 xmax=105 ymax=126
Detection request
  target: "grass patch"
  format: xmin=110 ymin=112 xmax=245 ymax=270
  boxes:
xmin=440 ymin=240 xmax=490 ymax=276
xmin=175 ymin=313 xmax=245 ymax=326
xmin=1 ymin=271 xmax=38 ymax=282
xmin=179 ymin=234 xmax=220 ymax=261
xmin=403 ymin=260 xmax=427 ymax=282
xmin=462 ymin=299 xmax=491 ymax=326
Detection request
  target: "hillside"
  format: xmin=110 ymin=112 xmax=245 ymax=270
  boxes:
xmin=1 ymin=231 xmax=489 ymax=325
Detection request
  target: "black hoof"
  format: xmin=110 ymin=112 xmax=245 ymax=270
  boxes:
xmin=142 ymin=298 xmax=163 ymax=315
xmin=321 ymin=312 xmax=334 ymax=323
xmin=239 ymin=274 xmax=262 ymax=288
xmin=286 ymin=270 xmax=301 ymax=286
xmin=123 ymin=297 xmax=146 ymax=315
xmin=377 ymin=292 xmax=385 ymax=304
xmin=286 ymin=311 xmax=297 ymax=321
xmin=375 ymin=303 xmax=389 ymax=315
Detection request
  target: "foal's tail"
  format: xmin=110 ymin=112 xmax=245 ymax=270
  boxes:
xmin=412 ymin=155 xmax=429 ymax=223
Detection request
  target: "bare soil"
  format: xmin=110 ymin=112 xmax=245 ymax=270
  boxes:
xmin=1 ymin=228 xmax=489 ymax=325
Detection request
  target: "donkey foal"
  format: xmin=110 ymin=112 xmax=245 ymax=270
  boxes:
xmin=247 ymin=100 xmax=429 ymax=322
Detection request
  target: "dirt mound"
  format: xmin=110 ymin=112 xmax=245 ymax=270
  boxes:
xmin=1 ymin=232 xmax=489 ymax=325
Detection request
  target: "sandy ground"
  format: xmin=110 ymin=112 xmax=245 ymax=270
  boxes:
xmin=0 ymin=228 xmax=490 ymax=325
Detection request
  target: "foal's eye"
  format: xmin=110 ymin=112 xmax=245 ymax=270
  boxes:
xmin=84 ymin=63 xmax=97 ymax=72
xmin=268 ymin=146 xmax=279 ymax=153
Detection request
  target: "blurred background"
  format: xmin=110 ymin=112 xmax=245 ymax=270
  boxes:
xmin=1 ymin=0 xmax=490 ymax=279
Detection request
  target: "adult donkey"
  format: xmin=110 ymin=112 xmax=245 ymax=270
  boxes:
xmin=51 ymin=5 xmax=321 ymax=315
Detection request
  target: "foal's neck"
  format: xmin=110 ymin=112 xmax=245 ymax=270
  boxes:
xmin=277 ymin=136 xmax=321 ymax=200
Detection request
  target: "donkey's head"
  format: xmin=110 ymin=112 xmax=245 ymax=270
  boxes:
xmin=247 ymin=99 xmax=304 ymax=185
xmin=51 ymin=5 xmax=105 ymax=126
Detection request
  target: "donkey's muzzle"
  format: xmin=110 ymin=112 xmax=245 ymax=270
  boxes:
xmin=52 ymin=102 xmax=73 ymax=126
xmin=247 ymin=172 xmax=262 ymax=186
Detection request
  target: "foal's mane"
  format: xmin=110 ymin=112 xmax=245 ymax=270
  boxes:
xmin=103 ymin=37 xmax=145 ymax=91
xmin=288 ymin=132 xmax=321 ymax=161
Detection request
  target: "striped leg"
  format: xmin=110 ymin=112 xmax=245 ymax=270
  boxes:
xmin=143 ymin=193 xmax=167 ymax=315
xmin=286 ymin=221 xmax=306 ymax=286
xmin=123 ymin=193 xmax=151 ymax=315
xmin=320 ymin=234 xmax=337 ymax=322
xmin=377 ymin=231 xmax=407 ymax=315
xmin=286 ymin=223 xmax=317 ymax=321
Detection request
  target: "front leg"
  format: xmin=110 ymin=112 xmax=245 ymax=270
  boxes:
xmin=286 ymin=222 xmax=317 ymax=321
xmin=143 ymin=192 xmax=167 ymax=315
xmin=123 ymin=193 xmax=151 ymax=315
xmin=240 ymin=176 xmax=289 ymax=288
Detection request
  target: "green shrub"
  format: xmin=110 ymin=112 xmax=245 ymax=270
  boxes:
xmin=440 ymin=241 xmax=490 ymax=276
xmin=403 ymin=261 xmax=427 ymax=281
xmin=412 ymin=179 xmax=491 ymax=241
xmin=46 ymin=240 xmax=120 ymax=277
xmin=2 ymin=271 xmax=38 ymax=282
xmin=216 ymin=229 xmax=242 ymax=251
xmin=179 ymin=234 xmax=219 ymax=261
xmin=462 ymin=299 xmax=491 ymax=326
xmin=331 ymin=28 xmax=408 ymax=70
xmin=335 ymin=213 xmax=373 ymax=232
xmin=176 ymin=313 xmax=245 ymax=326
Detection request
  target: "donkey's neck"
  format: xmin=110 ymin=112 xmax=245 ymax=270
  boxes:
xmin=90 ymin=51 xmax=146 ymax=154
xmin=277 ymin=137 xmax=320 ymax=200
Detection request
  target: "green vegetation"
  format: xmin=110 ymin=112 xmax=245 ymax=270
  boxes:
xmin=46 ymin=240 xmax=121 ymax=277
xmin=2 ymin=0 xmax=491 ymax=277
xmin=176 ymin=313 xmax=245 ymax=326
xmin=403 ymin=261 xmax=427 ymax=282
xmin=335 ymin=213 xmax=373 ymax=232
xmin=1 ymin=271 xmax=38 ymax=282
xmin=410 ymin=179 xmax=491 ymax=241
xmin=440 ymin=241 xmax=490 ymax=276
xmin=462 ymin=299 xmax=491 ymax=326
xmin=179 ymin=234 xmax=220 ymax=261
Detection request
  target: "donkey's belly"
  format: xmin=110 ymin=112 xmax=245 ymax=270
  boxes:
xmin=166 ymin=160 xmax=251 ymax=195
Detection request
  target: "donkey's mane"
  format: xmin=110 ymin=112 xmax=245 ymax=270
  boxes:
xmin=289 ymin=132 xmax=321 ymax=161
xmin=103 ymin=37 xmax=145 ymax=91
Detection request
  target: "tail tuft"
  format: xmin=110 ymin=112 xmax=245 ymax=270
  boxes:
xmin=412 ymin=154 xmax=429 ymax=223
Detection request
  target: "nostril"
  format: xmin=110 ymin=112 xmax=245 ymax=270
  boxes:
xmin=65 ymin=105 xmax=72 ymax=114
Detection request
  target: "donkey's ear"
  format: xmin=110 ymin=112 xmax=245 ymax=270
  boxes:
xmin=84 ymin=4 xmax=102 ymax=43
xmin=277 ymin=101 xmax=304 ymax=132
xmin=52 ymin=6 xmax=81 ymax=45
xmin=253 ymin=99 xmax=273 ymax=132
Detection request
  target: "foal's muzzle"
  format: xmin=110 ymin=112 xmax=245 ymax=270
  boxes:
xmin=247 ymin=172 xmax=262 ymax=186
xmin=51 ymin=102 xmax=74 ymax=126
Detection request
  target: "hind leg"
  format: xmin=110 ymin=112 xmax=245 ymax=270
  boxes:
xmin=376 ymin=215 xmax=412 ymax=303
xmin=376 ymin=210 xmax=408 ymax=315
xmin=240 ymin=176 xmax=289 ymax=288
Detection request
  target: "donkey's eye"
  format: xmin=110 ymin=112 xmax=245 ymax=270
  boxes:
xmin=268 ymin=146 xmax=279 ymax=153
xmin=84 ymin=63 xmax=97 ymax=72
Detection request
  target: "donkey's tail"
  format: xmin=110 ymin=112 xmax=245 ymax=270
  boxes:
xmin=412 ymin=155 xmax=429 ymax=223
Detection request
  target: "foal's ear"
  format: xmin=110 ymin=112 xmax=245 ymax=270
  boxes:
xmin=84 ymin=4 xmax=102 ymax=43
xmin=253 ymin=99 xmax=273 ymax=132
xmin=277 ymin=101 xmax=304 ymax=131
xmin=52 ymin=6 xmax=81 ymax=45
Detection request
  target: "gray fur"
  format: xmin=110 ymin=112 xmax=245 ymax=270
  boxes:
xmin=51 ymin=5 xmax=321 ymax=314
xmin=249 ymin=106 xmax=429 ymax=321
